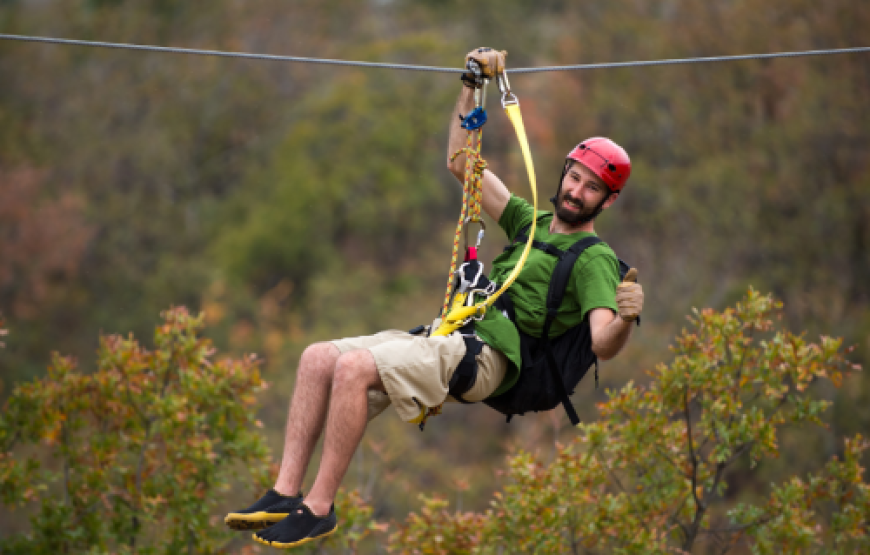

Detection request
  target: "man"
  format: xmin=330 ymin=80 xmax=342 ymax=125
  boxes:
xmin=225 ymin=47 xmax=644 ymax=549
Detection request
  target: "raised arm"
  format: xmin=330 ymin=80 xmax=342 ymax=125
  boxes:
xmin=589 ymin=268 xmax=643 ymax=360
xmin=446 ymin=49 xmax=511 ymax=223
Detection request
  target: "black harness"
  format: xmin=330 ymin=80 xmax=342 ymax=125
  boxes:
xmin=491 ymin=231 xmax=604 ymax=425
xmin=410 ymin=215 xmax=636 ymax=425
xmin=449 ymin=327 xmax=485 ymax=404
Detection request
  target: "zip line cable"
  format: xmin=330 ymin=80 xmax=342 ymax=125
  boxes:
xmin=0 ymin=33 xmax=464 ymax=73
xmin=1 ymin=33 xmax=869 ymax=73
xmin=511 ymin=46 xmax=870 ymax=73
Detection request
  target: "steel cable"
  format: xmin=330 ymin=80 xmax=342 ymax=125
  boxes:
xmin=1 ymin=33 xmax=868 ymax=74
xmin=0 ymin=33 xmax=465 ymax=73
xmin=508 ymin=46 xmax=870 ymax=73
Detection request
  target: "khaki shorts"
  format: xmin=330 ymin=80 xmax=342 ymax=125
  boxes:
xmin=331 ymin=329 xmax=508 ymax=423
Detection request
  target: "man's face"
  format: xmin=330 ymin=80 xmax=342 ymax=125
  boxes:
xmin=554 ymin=161 xmax=616 ymax=225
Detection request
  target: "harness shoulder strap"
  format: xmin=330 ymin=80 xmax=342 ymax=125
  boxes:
xmin=540 ymin=235 xmax=602 ymax=426
xmin=504 ymin=214 xmax=554 ymax=254
xmin=546 ymin=236 xmax=602 ymax=313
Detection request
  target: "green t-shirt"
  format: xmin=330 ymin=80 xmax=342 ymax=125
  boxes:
xmin=475 ymin=194 xmax=620 ymax=396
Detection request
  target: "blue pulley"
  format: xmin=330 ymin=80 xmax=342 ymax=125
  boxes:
xmin=461 ymin=107 xmax=488 ymax=131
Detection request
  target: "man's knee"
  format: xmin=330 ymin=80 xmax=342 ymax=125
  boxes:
xmin=333 ymin=350 xmax=381 ymax=390
xmin=298 ymin=342 xmax=340 ymax=382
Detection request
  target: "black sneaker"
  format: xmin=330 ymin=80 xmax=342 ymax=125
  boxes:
xmin=224 ymin=489 xmax=303 ymax=531
xmin=252 ymin=502 xmax=338 ymax=548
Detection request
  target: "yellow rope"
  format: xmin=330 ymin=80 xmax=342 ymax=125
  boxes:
xmin=441 ymin=127 xmax=486 ymax=317
xmin=430 ymin=101 xmax=537 ymax=338
xmin=412 ymin=128 xmax=488 ymax=428
xmin=414 ymin=97 xmax=538 ymax=428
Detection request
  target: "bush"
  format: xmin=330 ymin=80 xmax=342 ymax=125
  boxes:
xmin=389 ymin=289 xmax=867 ymax=554
xmin=0 ymin=308 xmax=272 ymax=554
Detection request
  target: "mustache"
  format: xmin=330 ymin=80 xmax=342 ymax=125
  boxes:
xmin=563 ymin=193 xmax=584 ymax=208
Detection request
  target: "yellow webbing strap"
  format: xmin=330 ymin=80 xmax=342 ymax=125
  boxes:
xmin=430 ymin=101 xmax=537 ymax=337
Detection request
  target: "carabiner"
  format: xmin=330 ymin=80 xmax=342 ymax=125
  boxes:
xmin=463 ymin=217 xmax=486 ymax=250
xmin=474 ymin=78 xmax=489 ymax=110
xmin=497 ymin=72 xmax=518 ymax=107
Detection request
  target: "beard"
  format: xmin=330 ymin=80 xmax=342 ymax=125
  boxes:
xmin=554 ymin=190 xmax=607 ymax=225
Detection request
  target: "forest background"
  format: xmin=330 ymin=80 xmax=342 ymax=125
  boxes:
xmin=1 ymin=0 xmax=868 ymax=552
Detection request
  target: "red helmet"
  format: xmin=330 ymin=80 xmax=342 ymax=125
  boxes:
xmin=566 ymin=137 xmax=631 ymax=192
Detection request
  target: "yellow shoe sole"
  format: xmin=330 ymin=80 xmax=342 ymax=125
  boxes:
xmin=252 ymin=525 xmax=337 ymax=548
xmin=224 ymin=511 xmax=289 ymax=531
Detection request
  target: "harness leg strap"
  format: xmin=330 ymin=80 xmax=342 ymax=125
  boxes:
xmin=449 ymin=336 xmax=484 ymax=404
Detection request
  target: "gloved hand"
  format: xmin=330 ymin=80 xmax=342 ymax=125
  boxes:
xmin=616 ymin=268 xmax=643 ymax=322
xmin=461 ymin=47 xmax=507 ymax=88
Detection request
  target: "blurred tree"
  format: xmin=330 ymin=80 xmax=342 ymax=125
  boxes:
xmin=1 ymin=0 xmax=869 ymax=545
xmin=212 ymin=54 xmax=455 ymax=315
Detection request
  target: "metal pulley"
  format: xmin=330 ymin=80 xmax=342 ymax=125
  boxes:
xmin=461 ymin=59 xmax=489 ymax=131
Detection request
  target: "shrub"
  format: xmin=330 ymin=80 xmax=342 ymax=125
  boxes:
xmin=389 ymin=289 xmax=866 ymax=554
xmin=0 ymin=308 xmax=272 ymax=554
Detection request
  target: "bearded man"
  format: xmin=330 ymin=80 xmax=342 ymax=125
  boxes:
xmin=225 ymin=47 xmax=644 ymax=549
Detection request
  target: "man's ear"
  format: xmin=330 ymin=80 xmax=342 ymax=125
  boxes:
xmin=603 ymin=191 xmax=620 ymax=209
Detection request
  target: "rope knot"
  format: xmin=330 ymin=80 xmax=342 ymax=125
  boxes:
xmin=473 ymin=157 xmax=487 ymax=175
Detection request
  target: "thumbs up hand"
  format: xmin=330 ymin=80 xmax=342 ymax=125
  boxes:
xmin=616 ymin=268 xmax=643 ymax=322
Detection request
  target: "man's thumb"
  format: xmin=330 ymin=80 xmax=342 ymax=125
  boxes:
xmin=622 ymin=267 xmax=638 ymax=284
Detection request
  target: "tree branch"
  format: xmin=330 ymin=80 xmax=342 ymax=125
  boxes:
xmin=684 ymin=387 xmax=703 ymax=510
xmin=682 ymin=385 xmax=707 ymax=552
xmin=61 ymin=420 xmax=70 ymax=507
xmin=667 ymin=493 xmax=691 ymax=542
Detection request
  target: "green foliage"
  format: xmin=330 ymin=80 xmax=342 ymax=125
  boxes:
xmin=389 ymin=290 xmax=865 ymax=553
xmin=388 ymin=494 xmax=486 ymax=554
xmin=0 ymin=308 xmax=273 ymax=553
xmin=730 ymin=435 xmax=870 ymax=554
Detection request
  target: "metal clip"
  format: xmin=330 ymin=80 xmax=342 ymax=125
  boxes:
xmin=497 ymin=72 xmax=518 ymax=107
xmin=463 ymin=217 xmax=486 ymax=249
xmin=472 ymin=304 xmax=488 ymax=321
xmin=474 ymin=78 xmax=489 ymax=110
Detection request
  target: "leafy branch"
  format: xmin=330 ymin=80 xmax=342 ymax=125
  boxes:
xmin=389 ymin=289 xmax=865 ymax=554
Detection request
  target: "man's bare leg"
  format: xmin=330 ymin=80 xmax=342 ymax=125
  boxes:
xmin=273 ymin=342 xmax=341 ymax=496
xmin=304 ymin=348 xmax=383 ymax=515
